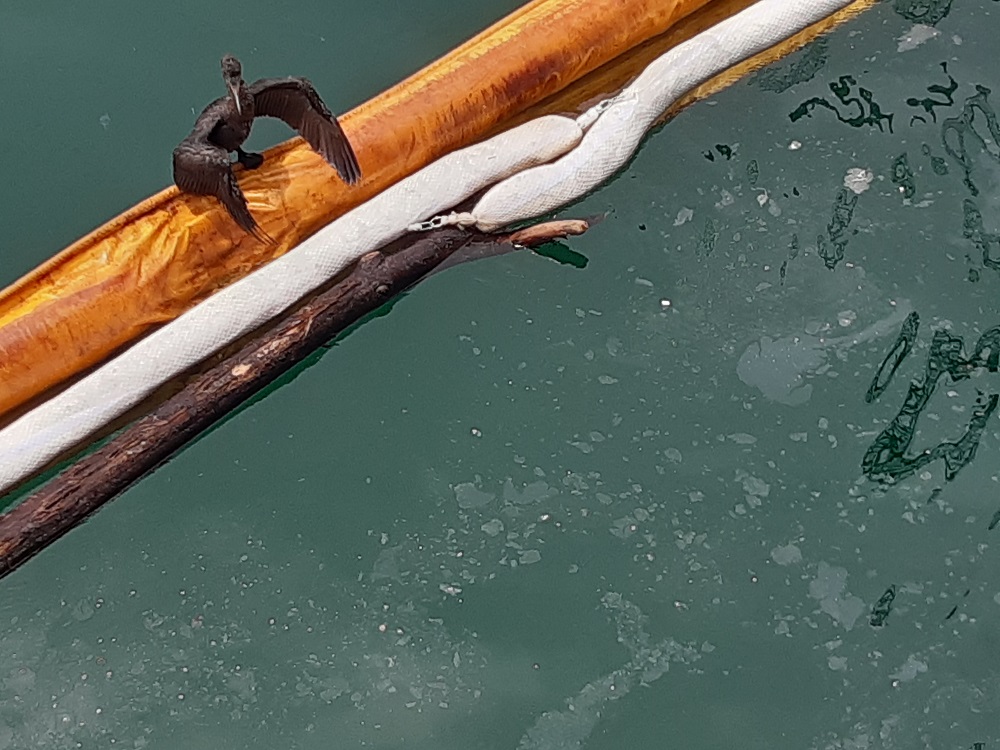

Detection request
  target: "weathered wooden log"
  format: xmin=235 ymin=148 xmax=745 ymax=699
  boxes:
xmin=0 ymin=219 xmax=589 ymax=579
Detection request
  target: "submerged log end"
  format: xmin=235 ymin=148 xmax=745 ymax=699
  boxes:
xmin=507 ymin=219 xmax=590 ymax=247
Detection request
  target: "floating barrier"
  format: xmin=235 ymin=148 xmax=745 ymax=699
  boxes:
xmin=0 ymin=0 xmax=716 ymax=422
xmin=0 ymin=0 xmax=873 ymax=496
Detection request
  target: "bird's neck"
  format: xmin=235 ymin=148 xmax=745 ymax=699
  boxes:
xmin=236 ymin=83 xmax=255 ymax=119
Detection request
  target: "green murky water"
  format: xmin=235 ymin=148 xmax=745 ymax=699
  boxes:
xmin=2 ymin=0 xmax=1000 ymax=748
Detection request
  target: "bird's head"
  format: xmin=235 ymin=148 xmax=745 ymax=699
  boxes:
xmin=220 ymin=54 xmax=244 ymax=114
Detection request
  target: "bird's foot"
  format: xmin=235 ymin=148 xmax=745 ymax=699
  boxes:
xmin=237 ymin=149 xmax=264 ymax=170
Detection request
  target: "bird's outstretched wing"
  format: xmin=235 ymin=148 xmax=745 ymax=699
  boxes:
xmin=249 ymin=77 xmax=362 ymax=184
xmin=172 ymin=137 xmax=268 ymax=242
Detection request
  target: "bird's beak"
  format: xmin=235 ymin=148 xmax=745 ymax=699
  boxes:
xmin=228 ymin=81 xmax=242 ymax=115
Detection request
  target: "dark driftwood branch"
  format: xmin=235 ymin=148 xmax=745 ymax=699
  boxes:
xmin=0 ymin=219 xmax=589 ymax=579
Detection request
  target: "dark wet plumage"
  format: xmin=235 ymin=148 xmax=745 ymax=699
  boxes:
xmin=173 ymin=54 xmax=361 ymax=239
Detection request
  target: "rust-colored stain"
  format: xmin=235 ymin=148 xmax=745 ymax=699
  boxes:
xmin=0 ymin=0 xmax=873 ymax=423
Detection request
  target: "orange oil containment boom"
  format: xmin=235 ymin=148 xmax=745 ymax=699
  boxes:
xmin=0 ymin=0 xmax=716 ymax=422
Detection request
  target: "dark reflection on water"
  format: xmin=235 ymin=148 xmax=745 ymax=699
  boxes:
xmin=943 ymin=83 xmax=1000 ymax=196
xmin=906 ymin=61 xmax=957 ymax=125
xmin=789 ymin=74 xmax=895 ymax=132
xmin=861 ymin=325 xmax=998 ymax=482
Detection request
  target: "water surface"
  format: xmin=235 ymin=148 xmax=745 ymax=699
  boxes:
xmin=2 ymin=1 xmax=999 ymax=748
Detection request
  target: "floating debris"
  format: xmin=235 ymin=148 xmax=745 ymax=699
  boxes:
xmin=674 ymin=207 xmax=694 ymax=226
xmin=962 ymin=199 xmax=1000 ymax=272
xmin=844 ymin=167 xmax=875 ymax=195
xmin=921 ymin=142 xmax=949 ymax=175
xmin=703 ymin=143 xmax=735 ymax=161
xmin=862 ymin=325 xmax=1000 ymax=482
xmin=779 ymin=234 xmax=800 ymax=285
xmin=893 ymin=0 xmax=953 ymax=26
xmin=809 ymin=562 xmax=866 ymax=631
xmin=771 ymin=543 xmax=803 ymax=566
xmin=988 ymin=507 xmax=1000 ymax=531
xmin=865 ymin=310 xmax=919 ymax=403
xmin=942 ymin=84 xmax=1000 ymax=196
xmin=870 ymin=584 xmax=897 ymax=627
xmin=898 ymin=24 xmax=939 ymax=53
xmin=819 ymin=188 xmax=859 ymax=269
xmin=890 ymin=153 xmax=917 ymax=199
xmin=697 ymin=218 xmax=720 ymax=256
